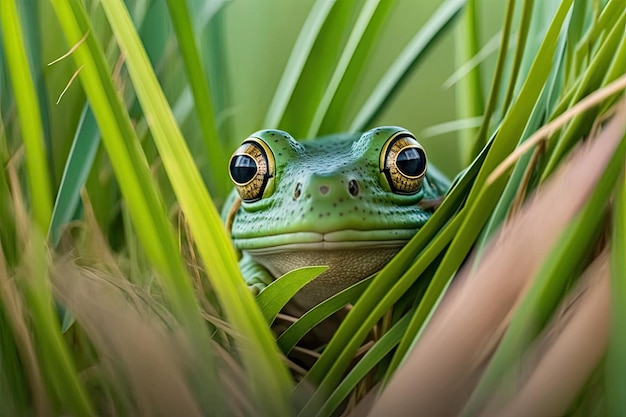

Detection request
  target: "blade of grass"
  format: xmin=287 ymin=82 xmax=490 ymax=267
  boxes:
xmin=468 ymin=0 xmax=516 ymax=159
xmin=607 ymin=144 xmax=626 ymax=416
xmin=277 ymin=276 xmax=373 ymax=354
xmin=0 ymin=0 xmax=53 ymax=232
xmin=164 ymin=0 xmax=229 ymax=197
xmin=256 ymin=266 xmax=327 ymax=324
xmin=306 ymin=0 xmax=383 ymax=138
xmin=96 ymin=1 xmax=295 ymax=414
xmin=455 ymin=0 xmax=485 ymax=163
xmin=264 ymin=0 xmax=335 ymax=128
xmin=316 ymin=313 xmax=412 ymax=417
xmin=49 ymin=104 xmax=100 ymax=246
xmin=350 ymin=0 xmax=467 ymax=132
xmin=464 ymin=106 xmax=626 ymax=416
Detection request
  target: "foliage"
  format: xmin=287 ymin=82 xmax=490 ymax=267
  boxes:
xmin=0 ymin=0 xmax=624 ymax=416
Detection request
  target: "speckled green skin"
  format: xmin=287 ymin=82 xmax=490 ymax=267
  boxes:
xmin=225 ymin=126 xmax=448 ymax=309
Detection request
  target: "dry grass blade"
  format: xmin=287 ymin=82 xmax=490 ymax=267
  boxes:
xmin=367 ymin=106 xmax=626 ymax=417
xmin=52 ymin=262 xmax=205 ymax=417
xmin=0 ymin=244 xmax=52 ymax=416
xmin=479 ymin=253 xmax=610 ymax=417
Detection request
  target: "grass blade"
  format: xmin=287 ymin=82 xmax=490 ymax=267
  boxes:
xmin=349 ymin=0 xmax=466 ymax=131
xmin=257 ymin=266 xmax=327 ymax=324
xmin=164 ymin=0 xmax=229 ymax=197
xmin=49 ymin=104 xmax=100 ymax=246
xmin=0 ymin=0 xmax=52 ymax=232
xmin=264 ymin=0 xmax=335 ymax=129
xmin=96 ymin=1 xmax=295 ymax=413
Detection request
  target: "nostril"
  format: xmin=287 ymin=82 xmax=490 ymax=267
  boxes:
xmin=348 ymin=179 xmax=359 ymax=196
xmin=319 ymin=185 xmax=330 ymax=195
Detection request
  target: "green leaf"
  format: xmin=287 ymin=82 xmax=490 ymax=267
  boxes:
xmin=164 ymin=0 xmax=229 ymax=197
xmin=349 ymin=0 xmax=466 ymax=131
xmin=264 ymin=0 xmax=335 ymax=129
xmin=317 ymin=313 xmax=412 ymax=417
xmin=49 ymin=105 xmax=100 ymax=246
xmin=607 ymin=155 xmax=626 ymax=415
xmin=0 ymin=0 xmax=53 ymax=232
xmin=463 ymin=114 xmax=626 ymax=416
xmin=93 ymin=1 xmax=295 ymax=414
xmin=277 ymin=275 xmax=373 ymax=354
xmin=257 ymin=266 xmax=328 ymax=324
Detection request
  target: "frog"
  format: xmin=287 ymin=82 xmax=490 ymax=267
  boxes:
xmin=223 ymin=126 xmax=449 ymax=311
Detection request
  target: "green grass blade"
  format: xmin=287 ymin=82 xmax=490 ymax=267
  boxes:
xmin=455 ymin=0 xmax=485 ymax=163
xmin=306 ymin=0 xmax=383 ymax=138
xmin=0 ymin=0 xmax=53 ymax=232
xmin=500 ymin=0 xmax=534 ymax=111
xmin=164 ymin=0 xmax=229 ymax=198
xmin=423 ymin=0 xmax=574 ymax=321
xmin=469 ymin=0 xmax=516 ymax=158
xmin=349 ymin=0 xmax=466 ymax=132
xmin=49 ymin=105 xmax=100 ymax=246
xmin=463 ymin=112 xmax=626 ymax=416
xmin=264 ymin=0 xmax=335 ymax=129
xmin=16 ymin=231 xmax=95 ymax=416
xmin=50 ymin=0 xmax=200 ymax=328
xmin=317 ymin=313 xmax=412 ymax=417
xmin=277 ymin=276 xmax=373 ymax=354
xmin=607 ymin=151 xmax=626 ymax=415
xmin=96 ymin=1 xmax=295 ymax=413
xmin=256 ymin=266 xmax=327 ymax=324
xmin=316 ymin=1 xmax=394 ymax=135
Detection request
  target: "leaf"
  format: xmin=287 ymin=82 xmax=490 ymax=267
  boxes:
xmin=349 ymin=0 xmax=466 ymax=131
xmin=49 ymin=104 xmax=100 ymax=246
xmin=256 ymin=266 xmax=328 ymax=324
xmin=0 ymin=0 xmax=52 ymax=232
xmin=277 ymin=275 xmax=373 ymax=354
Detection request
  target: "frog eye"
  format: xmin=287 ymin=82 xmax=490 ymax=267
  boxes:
xmin=229 ymin=138 xmax=275 ymax=202
xmin=380 ymin=132 xmax=427 ymax=194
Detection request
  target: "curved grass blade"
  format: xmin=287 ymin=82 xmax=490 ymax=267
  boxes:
xmin=306 ymin=0 xmax=384 ymax=137
xmin=316 ymin=313 xmax=412 ymax=417
xmin=264 ymin=0 xmax=335 ymax=128
xmin=455 ymin=0 xmax=485 ymax=163
xmin=349 ymin=0 xmax=466 ymax=132
xmin=256 ymin=266 xmax=327 ymax=324
xmin=277 ymin=276 xmax=373 ymax=354
xmin=468 ymin=0 xmax=516 ymax=158
xmin=607 ymin=142 xmax=626 ymax=415
xmin=463 ymin=108 xmax=626 ymax=416
xmin=164 ymin=0 xmax=229 ymax=198
xmin=95 ymin=1 xmax=295 ymax=413
xmin=316 ymin=1 xmax=394 ymax=135
xmin=0 ymin=0 xmax=53 ymax=232
xmin=49 ymin=104 xmax=100 ymax=246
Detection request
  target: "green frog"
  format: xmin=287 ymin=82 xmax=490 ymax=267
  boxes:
xmin=224 ymin=126 xmax=448 ymax=311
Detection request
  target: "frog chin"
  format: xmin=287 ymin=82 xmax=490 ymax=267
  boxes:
xmin=241 ymin=232 xmax=414 ymax=309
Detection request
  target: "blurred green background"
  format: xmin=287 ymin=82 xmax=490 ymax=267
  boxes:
xmin=217 ymin=0 xmax=504 ymax=178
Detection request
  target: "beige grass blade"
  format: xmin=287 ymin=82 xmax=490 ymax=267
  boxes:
xmin=51 ymin=263 xmax=209 ymax=417
xmin=367 ymin=105 xmax=626 ymax=417
xmin=479 ymin=253 xmax=610 ymax=417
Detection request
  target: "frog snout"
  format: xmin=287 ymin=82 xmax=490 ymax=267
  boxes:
xmin=294 ymin=175 xmax=360 ymax=200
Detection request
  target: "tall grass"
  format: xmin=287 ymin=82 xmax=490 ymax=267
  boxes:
xmin=0 ymin=0 xmax=624 ymax=416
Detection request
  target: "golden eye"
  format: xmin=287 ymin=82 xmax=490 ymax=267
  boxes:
xmin=380 ymin=132 xmax=427 ymax=194
xmin=228 ymin=138 xmax=274 ymax=202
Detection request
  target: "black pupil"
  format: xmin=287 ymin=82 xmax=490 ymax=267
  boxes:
xmin=230 ymin=155 xmax=257 ymax=184
xmin=396 ymin=147 xmax=425 ymax=177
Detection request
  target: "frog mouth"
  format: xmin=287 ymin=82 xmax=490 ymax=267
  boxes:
xmin=232 ymin=228 xmax=416 ymax=252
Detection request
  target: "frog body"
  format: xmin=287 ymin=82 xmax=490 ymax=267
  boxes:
xmin=224 ymin=126 xmax=448 ymax=310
